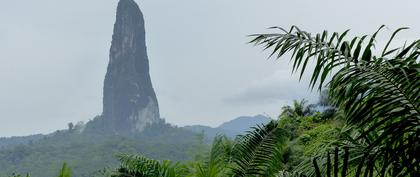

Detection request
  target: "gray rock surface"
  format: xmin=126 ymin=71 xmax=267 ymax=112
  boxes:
xmin=102 ymin=0 xmax=160 ymax=133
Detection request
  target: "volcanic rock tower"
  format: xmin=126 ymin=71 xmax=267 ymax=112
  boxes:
xmin=102 ymin=0 xmax=160 ymax=133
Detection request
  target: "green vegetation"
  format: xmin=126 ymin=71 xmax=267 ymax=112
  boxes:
xmin=106 ymin=26 xmax=419 ymax=176
xmin=57 ymin=163 xmax=71 ymax=177
xmin=106 ymin=107 xmax=342 ymax=177
xmin=111 ymin=154 xmax=189 ymax=177
xmin=7 ymin=163 xmax=70 ymax=177
xmin=3 ymin=25 xmax=419 ymax=176
xmin=0 ymin=120 xmax=202 ymax=177
xmin=250 ymin=25 xmax=419 ymax=176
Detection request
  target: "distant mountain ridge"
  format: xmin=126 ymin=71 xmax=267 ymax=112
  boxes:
xmin=0 ymin=115 xmax=272 ymax=176
xmin=218 ymin=115 xmax=272 ymax=133
xmin=0 ymin=115 xmax=272 ymax=149
xmin=0 ymin=134 xmax=44 ymax=149
xmin=183 ymin=115 xmax=272 ymax=139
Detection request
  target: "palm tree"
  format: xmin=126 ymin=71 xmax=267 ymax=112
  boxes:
xmin=107 ymin=26 xmax=418 ymax=177
xmin=250 ymin=25 xmax=420 ymax=176
xmin=111 ymin=154 xmax=189 ymax=177
xmin=111 ymin=121 xmax=288 ymax=177
xmin=280 ymin=99 xmax=315 ymax=118
xmin=192 ymin=122 xmax=348 ymax=177
xmin=278 ymin=147 xmax=353 ymax=177
xmin=190 ymin=135 xmax=232 ymax=177
xmin=194 ymin=121 xmax=287 ymax=177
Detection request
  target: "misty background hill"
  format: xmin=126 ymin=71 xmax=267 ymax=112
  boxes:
xmin=0 ymin=115 xmax=271 ymax=150
xmin=184 ymin=115 xmax=272 ymax=139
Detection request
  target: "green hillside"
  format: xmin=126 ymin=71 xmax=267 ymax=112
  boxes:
xmin=0 ymin=119 xmax=203 ymax=177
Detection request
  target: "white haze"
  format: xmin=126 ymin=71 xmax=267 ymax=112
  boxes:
xmin=0 ymin=0 xmax=419 ymax=136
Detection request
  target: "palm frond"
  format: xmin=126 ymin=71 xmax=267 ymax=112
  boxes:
xmin=251 ymin=26 xmax=420 ymax=176
xmin=275 ymin=171 xmax=306 ymax=177
xmin=57 ymin=162 xmax=72 ymax=177
xmin=329 ymin=44 xmax=420 ymax=177
xmin=192 ymin=135 xmax=232 ymax=177
xmin=229 ymin=121 xmax=287 ymax=176
xmin=113 ymin=154 xmax=189 ymax=177
xmin=281 ymin=99 xmax=314 ymax=117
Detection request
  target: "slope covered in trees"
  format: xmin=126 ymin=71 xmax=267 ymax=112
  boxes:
xmin=3 ymin=22 xmax=419 ymax=177
xmin=0 ymin=120 xmax=201 ymax=177
xmin=104 ymin=26 xmax=420 ymax=176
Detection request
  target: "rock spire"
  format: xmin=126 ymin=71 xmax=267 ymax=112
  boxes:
xmin=102 ymin=0 xmax=160 ymax=133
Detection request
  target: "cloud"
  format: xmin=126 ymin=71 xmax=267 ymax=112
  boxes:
xmin=224 ymin=69 xmax=318 ymax=105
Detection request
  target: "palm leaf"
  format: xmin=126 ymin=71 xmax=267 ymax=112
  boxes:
xmin=229 ymin=121 xmax=287 ymax=176
xmin=192 ymin=135 xmax=232 ymax=177
xmin=251 ymin=26 xmax=420 ymax=176
xmin=113 ymin=154 xmax=189 ymax=177
xmin=57 ymin=162 xmax=72 ymax=177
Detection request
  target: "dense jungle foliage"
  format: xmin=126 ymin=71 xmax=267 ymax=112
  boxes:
xmin=0 ymin=120 xmax=202 ymax=177
xmin=106 ymin=26 xmax=420 ymax=177
xmin=5 ymin=25 xmax=419 ymax=177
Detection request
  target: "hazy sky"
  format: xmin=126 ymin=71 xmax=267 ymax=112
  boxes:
xmin=0 ymin=0 xmax=419 ymax=137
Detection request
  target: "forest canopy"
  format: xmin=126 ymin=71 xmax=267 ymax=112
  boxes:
xmin=4 ymin=25 xmax=419 ymax=177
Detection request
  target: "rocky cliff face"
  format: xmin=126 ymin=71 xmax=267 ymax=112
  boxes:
xmin=102 ymin=0 xmax=160 ymax=133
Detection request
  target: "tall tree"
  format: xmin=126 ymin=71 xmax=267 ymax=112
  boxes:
xmin=280 ymin=99 xmax=314 ymax=118
xmin=191 ymin=135 xmax=232 ymax=177
xmin=111 ymin=154 xmax=189 ymax=177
